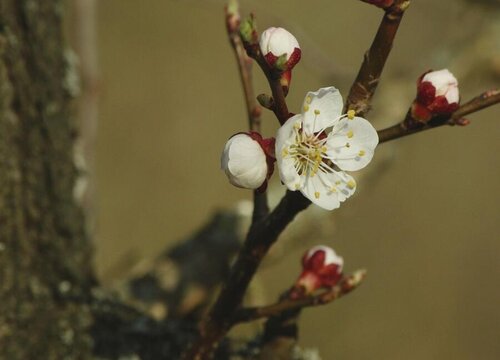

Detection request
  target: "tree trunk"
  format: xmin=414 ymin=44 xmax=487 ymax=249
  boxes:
xmin=0 ymin=1 xmax=94 ymax=358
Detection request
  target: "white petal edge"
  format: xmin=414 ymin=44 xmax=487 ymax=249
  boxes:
xmin=444 ymin=86 xmax=459 ymax=104
xmin=326 ymin=116 xmax=379 ymax=172
xmin=300 ymin=170 xmax=356 ymax=210
xmin=275 ymin=115 xmax=303 ymax=189
xmin=301 ymin=87 xmax=343 ymax=135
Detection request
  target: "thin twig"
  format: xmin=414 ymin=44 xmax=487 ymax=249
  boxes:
xmin=226 ymin=4 xmax=261 ymax=132
xmin=378 ymin=89 xmax=500 ymax=143
xmin=225 ymin=2 xmax=269 ymax=223
xmin=183 ymin=191 xmax=310 ymax=360
xmin=244 ymin=44 xmax=291 ymax=124
xmin=344 ymin=0 xmax=410 ymax=116
xmin=233 ymin=269 xmax=367 ymax=324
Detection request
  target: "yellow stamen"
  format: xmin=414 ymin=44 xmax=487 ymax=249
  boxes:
xmin=330 ymin=187 xmax=337 ymax=193
xmin=345 ymin=142 xmax=351 ymax=148
xmin=306 ymin=96 xmax=312 ymax=104
xmin=314 ymin=191 xmax=320 ymax=199
xmin=314 ymin=109 xmax=320 ymax=115
xmin=335 ymin=181 xmax=341 ymax=185
xmin=347 ymin=180 xmax=356 ymax=189
xmin=347 ymin=109 xmax=355 ymax=120
xmin=282 ymin=148 xmax=288 ymax=157
xmin=358 ymin=150 xmax=366 ymax=157
xmin=347 ymin=130 xmax=354 ymax=138
xmin=303 ymin=105 xmax=310 ymax=112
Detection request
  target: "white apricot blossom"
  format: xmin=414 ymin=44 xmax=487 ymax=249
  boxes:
xmin=221 ymin=133 xmax=268 ymax=190
xmin=275 ymin=87 xmax=378 ymax=210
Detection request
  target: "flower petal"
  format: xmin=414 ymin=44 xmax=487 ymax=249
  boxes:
xmin=275 ymin=115 xmax=303 ymax=189
xmin=326 ymin=116 xmax=378 ymax=171
xmin=300 ymin=170 xmax=356 ymax=210
xmin=280 ymin=157 xmax=305 ymax=191
xmin=301 ymin=87 xmax=343 ymax=135
xmin=224 ymin=134 xmax=267 ymax=189
xmin=444 ymin=85 xmax=459 ymax=104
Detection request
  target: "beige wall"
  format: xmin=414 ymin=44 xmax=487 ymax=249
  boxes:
xmin=94 ymin=1 xmax=500 ymax=358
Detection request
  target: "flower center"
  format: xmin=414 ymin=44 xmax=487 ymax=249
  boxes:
xmin=283 ymin=123 xmax=334 ymax=178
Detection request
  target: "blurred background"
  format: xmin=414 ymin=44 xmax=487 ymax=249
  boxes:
xmin=78 ymin=0 xmax=500 ymax=358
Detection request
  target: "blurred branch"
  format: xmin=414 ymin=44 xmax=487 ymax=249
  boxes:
xmin=225 ymin=2 xmax=269 ymax=223
xmin=378 ymin=89 xmax=500 ymax=143
xmin=184 ymin=191 xmax=310 ymax=359
xmin=233 ymin=269 xmax=367 ymax=324
xmin=345 ymin=0 xmax=410 ymax=116
xmin=116 ymin=212 xmax=240 ymax=322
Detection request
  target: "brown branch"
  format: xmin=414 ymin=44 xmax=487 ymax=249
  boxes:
xmin=378 ymin=89 xmax=500 ymax=143
xmin=250 ymin=48 xmax=291 ymax=124
xmin=183 ymin=191 xmax=310 ymax=359
xmin=236 ymin=19 xmax=290 ymax=125
xmin=344 ymin=0 xmax=410 ymax=116
xmin=233 ymin=269 xmax=367 ymax=324
xmin=225 ymin=4 xmax=269 ymax=223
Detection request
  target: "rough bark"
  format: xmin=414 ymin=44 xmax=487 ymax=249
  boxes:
xmin=0 ymin=1 xmax=94 ymax=358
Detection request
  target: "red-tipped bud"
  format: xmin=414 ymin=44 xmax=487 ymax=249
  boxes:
xmin=259 ymin=27 xmax=301 ymax=71
xmin=220 ymin=132 xmax=275 ymax=191
xmin=291 ymin=246 xmax=344 ymax=299
xmin=411 ymin=69 xmax=460 ymax=123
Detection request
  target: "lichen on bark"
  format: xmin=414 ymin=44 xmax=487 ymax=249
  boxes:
xmin=0 ymin=1 xmax=94 ymax=358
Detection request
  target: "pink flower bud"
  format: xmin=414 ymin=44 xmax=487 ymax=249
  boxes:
xmin=412 ymin=69 xmax=460 ymax=122
xmin=259 ymin=27 xmax=301 ymax=70
xmin=291 ymin=246 xmax=343 ymax=299
xmin=220 ymin=132 xmax=275 ymax=191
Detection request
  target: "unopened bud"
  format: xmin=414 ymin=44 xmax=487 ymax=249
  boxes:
xmin=291 ymin=245 xmax=343 ymax=299
xmin=411 ymin=69 xmax=460 ymax=123
xmin=221 ymin=132 xmax=275 ymax=190
xmin=259 ymin=27 xmax=301 ymax=70
xmin=257 ymin=93 xmax=274 ymax=109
